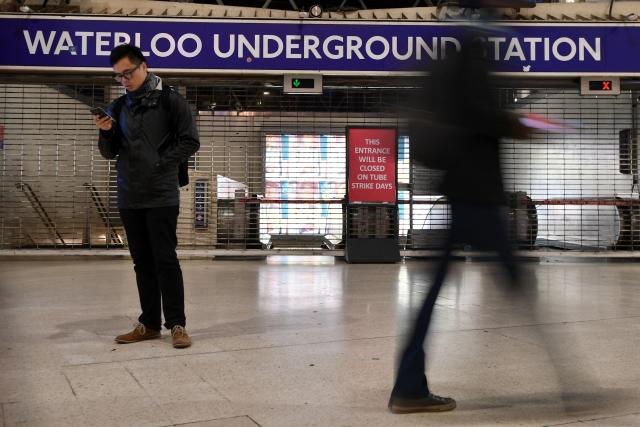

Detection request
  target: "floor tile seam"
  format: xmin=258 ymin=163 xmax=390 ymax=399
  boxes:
xmin=60 ymin=334 xmax=400 ymax=367
xmin=60 ymin=370 xmax=93 ymax=425
xmin=181 ymin=359 xmax=233 ymax=403
xmin=122 ymin=364 xmax=177 ymax=425
xmin=61 ymin=370 xmax=78 ymax=398
xmin=544 ymin=410 xmax=640 ymax=426
xmin=462 ymin=314 xmax=640 ymax=332
xmin=160 ymin=415 xmax=261 ymax=427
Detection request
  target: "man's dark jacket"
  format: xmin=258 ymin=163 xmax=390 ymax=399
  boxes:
xmin=98 ymin=76 xmax=200 ymax=209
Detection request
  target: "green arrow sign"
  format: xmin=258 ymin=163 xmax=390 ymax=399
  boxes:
xmin=285 ymin=76 xmax=321 ymax=93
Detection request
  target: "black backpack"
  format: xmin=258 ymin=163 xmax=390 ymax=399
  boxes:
xmin=111 ymin=85 xmax=190 ymax=187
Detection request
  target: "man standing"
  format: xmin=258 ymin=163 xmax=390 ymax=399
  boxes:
xmin=94 ymin=44 xmax=199 ymax=349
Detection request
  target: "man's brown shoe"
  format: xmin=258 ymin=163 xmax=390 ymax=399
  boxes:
xmin=115 ymin=323 xmax=161 ymax=344
xmin=171 ymin=325 xmax=192 ymax=348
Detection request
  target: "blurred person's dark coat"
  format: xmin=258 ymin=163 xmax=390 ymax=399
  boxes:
xmin=411 ymin=34 xmax=523 ymax=206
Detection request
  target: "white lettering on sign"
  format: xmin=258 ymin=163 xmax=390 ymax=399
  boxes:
xmin=352 ymin=183 xmax=374 ymax=189
xmin=53 ymin=31 xmax=75 ymax=55
xmin=347 ymin=36 xmax=364 ymax=60
xmin=304 ymin=35 xmax=322 ymax=59
xmin=441 ymin=37 xmax=462 ymax=59
xmin=523 ymin=37 xmax=542 ymax=61
xmin=238 ymin=34 xmax=260 ymax=58
xmin=114 ymin=32 xmax=131 ymax=48
xmin=213 ymin=34 xmax=235 ymax=58
xmin=178 ymin=33 xmax=202 ymax=58
xmin=392 ymin=36 xmax=413 ymax=60
xmin=354 ymin=147 xmax=391 ymax=154
xmin=348 ymin=130 xmax=397 ymax=203
xmin=504 ymin=38 xmax=526 ymax=61
xmin=323 ymin=35 xmax=344 ymax=60
xmin=263 ymin=34 xmax=284 ymax=59
xmin=286 ymin=35 xmax=302 ymax=59
xmin=95 ymin=32 xmax=111 ymax=56
xmin=20 ymin=30 xmax=602 ymax=64
xmin=553 ymin=37 xmax=576 ymax=62
xmin=151 ymin=33 xmax=175 ymax=57
xmin=365 ymin=36 xmax=390 ymax=61
xmin=416 ymin=37 xmax=438 ymax=60
xmin=23 ymin=30 xmax=56 ymax=54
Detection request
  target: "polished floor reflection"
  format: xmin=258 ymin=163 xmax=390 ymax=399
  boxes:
xmin=1 ymin=257 xmax=639 ymax=426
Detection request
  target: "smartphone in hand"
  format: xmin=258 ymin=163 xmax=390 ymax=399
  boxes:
xmin=90 ymin=106 xmax=116 ymax=123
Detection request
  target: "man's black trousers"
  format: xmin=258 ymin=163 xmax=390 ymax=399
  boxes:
xmin=120 ymin=206 xmax=185 ymax=331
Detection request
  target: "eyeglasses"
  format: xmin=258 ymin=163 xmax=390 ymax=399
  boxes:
xmin=113 ymin=63 xmax=141 ymax=82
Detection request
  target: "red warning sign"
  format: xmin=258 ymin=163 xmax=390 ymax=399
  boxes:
xmin=347 ymin=127 xmax=397 ymax=204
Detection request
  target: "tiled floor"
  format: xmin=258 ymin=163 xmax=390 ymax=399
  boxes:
xmin=1 ymin=257 xmax=639 ymax=426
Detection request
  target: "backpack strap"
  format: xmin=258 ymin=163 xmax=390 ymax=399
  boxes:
xmin=161 ymin=85 xmax=190 ymax=187
xmin=108 ymin=95 xmax=126 ymax=138
xmin=161 ymin=85 xmax=179 ymax=134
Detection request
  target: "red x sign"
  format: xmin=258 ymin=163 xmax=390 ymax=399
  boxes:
xmin=602 ymin=81 xmax=611 ymax=90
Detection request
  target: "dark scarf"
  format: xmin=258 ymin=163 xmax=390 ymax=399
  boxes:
xmin=126 ymin=72 xmax=161 ymax=107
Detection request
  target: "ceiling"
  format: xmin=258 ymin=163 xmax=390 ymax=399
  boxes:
xmin=156 ymin=0 xmax=434 ymax=11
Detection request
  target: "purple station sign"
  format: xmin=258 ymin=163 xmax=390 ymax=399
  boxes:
xmin=0 ymin=14 xmax=639 ymax=75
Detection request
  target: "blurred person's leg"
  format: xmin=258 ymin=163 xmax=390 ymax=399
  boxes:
xmin=389 ymin=205 xmax=464 ymax=413
xmin=487 ymin=206 xmax=520 ymax=285
xmin=484 ymin=205 xmax=600 ymax=413
xmin=391 ymin=240 xmax=452 ymax=397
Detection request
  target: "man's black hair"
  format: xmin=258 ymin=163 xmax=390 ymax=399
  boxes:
xmin=109 ymin=44 xmax=146 ymax=66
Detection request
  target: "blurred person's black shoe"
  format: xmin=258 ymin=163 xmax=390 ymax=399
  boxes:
xmin=388 ymin=393 xmax=456 ymax=413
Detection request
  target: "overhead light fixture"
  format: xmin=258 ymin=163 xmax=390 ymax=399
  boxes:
xmin=309 ymin=4 xmax=323 ymax=18
xmin=263 ymin=91 xmax=271 ymax=95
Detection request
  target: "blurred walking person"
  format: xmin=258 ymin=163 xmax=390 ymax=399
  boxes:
xmin=388 ymin=28 xmax=530 ymax=413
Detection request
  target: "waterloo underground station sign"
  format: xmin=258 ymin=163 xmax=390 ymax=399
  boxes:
xmin=1 ymin=14 xmax=640 ymax=76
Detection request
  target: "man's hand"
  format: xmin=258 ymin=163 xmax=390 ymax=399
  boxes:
xmin=93 ymin=115 xmax=113 ymax=131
